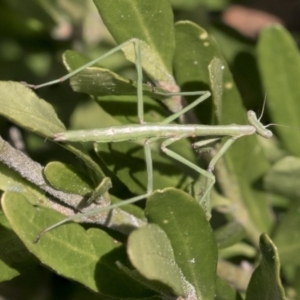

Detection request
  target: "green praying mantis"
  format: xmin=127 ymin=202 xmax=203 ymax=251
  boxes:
xmin=27 ymin=38 xmax=273 ymax=242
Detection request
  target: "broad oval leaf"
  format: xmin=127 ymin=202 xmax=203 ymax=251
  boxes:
xmin=70 ymin=67 xmax=140 ymax=96
xmin=0 ymin=81 xmax=65 ymax=137
xmin=93 ymin=0 xmax=175 ymax=78
xmin=1 ymin=192 xmax=154 ymax=298
xmin=44 ymin=162 xmax=94 ymax=196
xmin=145 ymin=188 xmax=218 ymax=299
xmin=128 ymin=223 xmax=186 ymax=297
xmin=69 ymin=66 xmax=164 ymax=100
xmin=0 ymin=82 xmax=104 ymax=183
xmin=257 ymin=25 xmax=300 ymax=156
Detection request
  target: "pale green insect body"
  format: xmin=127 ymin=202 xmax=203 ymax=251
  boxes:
xmin=53 ymin=123 xmax=256 ymax=143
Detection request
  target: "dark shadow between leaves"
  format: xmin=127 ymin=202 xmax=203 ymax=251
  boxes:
xmin=100 ymin=143 xmax=197 ymax=190
xmin=0 ymin=223 xmax=38 ymax=275
xmin=94 ymin=246 xmax=159 ymax=298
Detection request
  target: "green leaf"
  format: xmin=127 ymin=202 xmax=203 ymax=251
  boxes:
xmin=57 ymin=143 xmax=107 ymax=185
xmin=145 ymin=188 xmax=218 ymax=299
xmin=0 ymin=81 xmax=65 ymax=136
xmin=0 ymin=211 xmax=38 ymax=281
xmin=1 ymin=192 xmax=155 ymax=298
xmin=93 ymin=0 xmax=175 ymax=77
xmin=121 ymin=40 xmax=175 ymax=85
xmin=272 ymin=199 xmax=300 ymax=265
xmin=246 ymin=233 xmax=285 ymax=300
xmin=209 ymin=25 xmax=259 ymax=111
xmin=110 ymin=195 xmax=146 ymax=222
xmin=44 ymin=162 xmax=94 ymax=195
xmin=62 ymin=50 xmax=174 ymax=125
xmin=209 ymin=56 xmax=224 ymax=121
xmin=0 ymin=81 xmax=105 ymax=182
xmin=69 ymin=67 xmax=167 ymax=100
xmin=214 ymin=221 xmax=246 ymax=249
xmin=62 ymin=47 xmax=132 ymax=78
xmin=174 ymin=21 xmax=222 ymax=122
xmin=70 ymin=67 xmax=142 ymax=96
xmin=44 ymin=160 xmax=144 ymax=221
xmin=63 ymin=49 xmax=91 ymax=71
xmin=257 ymin=25 xmax=300 ymax=156
xmin=128 ymin=224 xmax=186 ymax=297
xmin=0 ymin=136 xmax=100 ymax=210
xmin=264 ymin=156 xmax=300 ymax=199
xmin=174 ymin=21 xmax=272 ymax=240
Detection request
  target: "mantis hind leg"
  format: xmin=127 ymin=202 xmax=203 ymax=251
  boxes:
xmin=160 ymin=136 xmax=238 ymax=219
xmin=161 ymin=137 xmax=215 ymax=219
